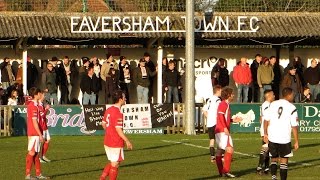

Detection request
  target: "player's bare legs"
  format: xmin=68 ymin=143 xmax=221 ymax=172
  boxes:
xmin=209 ymin=139 xmax=215 ymax=162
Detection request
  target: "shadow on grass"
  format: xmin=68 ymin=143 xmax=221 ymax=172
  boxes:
xmin=135 ymin=143 xmax=181 ymax=151
xmin=299 ymin=143 xmax=320 ymax=149
xmin=51 ymin=153 xmax=105 ymax=162
xmin=50 ymin=153 xmax=208 ymax=178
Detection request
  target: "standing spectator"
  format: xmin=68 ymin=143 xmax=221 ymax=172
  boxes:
xmin=281 ymin=67 xmax=302 ymax=103
xmin=15 ymin=63 xmax=23 ymax=85
xmin=180 ymin=67 xmax=186 ymax=103
xmin=92 ymin=57 xmax=102 ymax=104
xmin=7 ymin=89 xmax=18 ymax=105
xmin=233 ymin=57 xmax=252 ymax=103
xmin=101 ymin=53 xmax=119 ymax=104
xmin=107 ymin=67 xmax=120 ymax=100
xmin=303 ymin=58 xmax=320 ymax=101
xmin=162 ymin=57 xmax=168 ymax=73
xmin=293 ymin=56 xmax=305 ymax=87
xmin=80 ymin=66 xmax=100 ymax=105
xmin=143 ymin=52 xmax=156 ymax=103
xmin=257 ymin=57 xmax=274 ymax=102
xmin=0 ymin=57 xmax=15 ymax=89
xmin=119 ymin=56 xmax=131 ymax=104
xmin=79 ymin=57 xmax=91 ymax=79
xmin=27 ymin=56 xmax=38 ymax=91
xmin=133 ymin=59 xmax=157 ymax=104
xmin=212 ymin=58 xmax=229 ymax=88
xmin=57 ymin=56 xmax=76 ymax=104
xmin=301 ymin=87 xmax=312 ymax=103
xmin=41 ymin=63 xmax=58 ymax=105
xmin=250 ymin=54 xmax=262 ymax=102
xmin=270 ymin=56 xmax=282 ymax=100
xmin=163 ymin=60 xmax=181 ymax=103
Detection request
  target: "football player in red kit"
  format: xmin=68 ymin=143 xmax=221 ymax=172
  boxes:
xmin=38 ymin=91 xmax=51 ymax=163
xmin=25 ymin=87 xmax=49 ymax=179
xmin=215 ymin=87 xmax=242 ymax=178
xmin=100 ymin=90 xmax=133 ymax=180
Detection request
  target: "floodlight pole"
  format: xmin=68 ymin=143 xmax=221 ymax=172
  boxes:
xmin=185 ymin=0 xmax=195 ymax=135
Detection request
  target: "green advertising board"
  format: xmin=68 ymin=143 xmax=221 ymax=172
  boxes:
xmin=13 ymin=103 xmax=319 ymax=135
xmin=13 ymin=106 xmax=163 ymax=135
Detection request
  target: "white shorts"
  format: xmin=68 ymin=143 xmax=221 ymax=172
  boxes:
xmin=215 ymin=133 xmax=233 ymax=150
xmin=260 ymin=120 xmax=264 ymax=137
xmin=43 ymin=130 xmax=51 ymax=141
xmin=28 ymin=136 xmax=41 ymax=152
xmin=104 ymin=146 xmax=124 ymax=162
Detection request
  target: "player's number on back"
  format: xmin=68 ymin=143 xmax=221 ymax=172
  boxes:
xmin=106 ymin=114 xmax=110 ymax=127
xmin=278 ymin=107 xmax=283 ymax=119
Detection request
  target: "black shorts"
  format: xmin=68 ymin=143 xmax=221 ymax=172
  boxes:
xmin=268 ymin=141 xmax=292 ymax=158
xmin=208 ymin=126 xmax=216 ymax=140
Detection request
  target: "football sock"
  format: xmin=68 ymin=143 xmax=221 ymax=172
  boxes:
xmin=42 ymin=142 xmax=49 ymax=157
xmin=109 ymin=166 xmax=118 ymax=180
xmin=223 ymin=152 xmax=232 ymax=173
xmin=264 ymin=152 xmax=270 ymax=169
xmin=257 ymin=148 xmax=265 ymax=169
xmin=25 ymin=153 xmax=34 ymax=176
xmin=280 ymin=163 xmax=288 ymax=180
xmin=34 ymin=153 xmax=42 ymax=176
xmin=101 ymin=163 xmax=112 ymax=178
xmin=215 ymin=155 xmax=223 ymax=175
xmin=270 ymin=162 xmax=277 ymax=179
xmin=210 ymin=147 xmax=215 ymax=158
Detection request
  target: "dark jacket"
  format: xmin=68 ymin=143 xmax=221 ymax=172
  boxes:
xmin=250 ymin=60 xmax=260 ymax=84
xmin=304 ymin=66 xmax=320 ymax=85
xmin=133 ymin=67 xmax=156 ymax=87
xmin=146 ymin=60 xmax=156 ymax=72
xmin=0 ymin=61 xmax=14 ymax=82
xmin=281 ymin=74 xmax=302 ymax=93
xmin=163 ymin=69 xmax=181 ymax=87
xmin=80 ymin=74 xmax=100 ymax=94
xmin=119 ymin=62 xmax=131 ymax=83
xmin=27 ymin=62 xmax=38 ymax=90
xmin=272 ymin=64 xmax=282 ymax=84
xmin=56 ymin=62 xmax=77 ymax=86
xmin=212 ymin=65 xmax=229 ymax=87
xmin=41 ymin=69 xmax=58 ymax=93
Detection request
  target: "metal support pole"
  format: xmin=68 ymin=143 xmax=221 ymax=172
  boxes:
xmin=157 ymin=38 xmax=163 ymax=103
xmin=22 ymin=38 xmax=28 ymax=95
xmin=185 ymin=0 xmax=195 ymax=135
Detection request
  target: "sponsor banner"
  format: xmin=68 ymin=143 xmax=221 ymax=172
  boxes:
xmin=83 ymin=105 xmax=105 ymax=131
xmin=151 ymin=103 xmax=175 ymax=128
xmin=120 ymin=104 xmax=152 ymax=129
xmin=300 ymin=105 xmax=320 ymax=132
xmin=14 ymin=106 xmax=102 ymax=135
xmin=123 ymin=128 xmax=164 ymax=134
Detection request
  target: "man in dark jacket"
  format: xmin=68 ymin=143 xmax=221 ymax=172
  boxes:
xmin=0 ymin=57 xmax=15 ymax=89
xmin=304 ymin=59 xmax=320 ymax=101
xmin=119 ymin=56 xmax=131 ymax=104
xmin=80 ymin=66 xmax=100 ymax=105
xmin=27 ymin=56 xmax=38 ymax=90
xmin=42 ymin=62 xmax=59 ymax=105
xmin=143 ymin=52 xmax=156 ymax=103
xmin=163 ymin=60 xmax=181 ymax=103
xmin=133 ymin=59 xmax=157 ymax=104
xmin=211 ymin=58 xmax=229 ymax=88
xmin=249 ymin=54 xmax=262 ymax=102
xmin=57 ymin=56 xmax=76 ymax=104
xmin=281 ymin=66 xmax=302 ymax=103
xmin=270 ymin=56 xmax=282 ymax=100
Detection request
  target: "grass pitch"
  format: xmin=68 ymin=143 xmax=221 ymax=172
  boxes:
xmin=1 ymin=133 xmax=319 ymax=180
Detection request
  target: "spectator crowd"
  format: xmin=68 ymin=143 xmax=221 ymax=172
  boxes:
xmin=0 ymin=53 xmax=318 ymax=105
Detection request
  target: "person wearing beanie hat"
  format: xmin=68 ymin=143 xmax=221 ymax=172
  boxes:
xmin=101 ymin=53 xmax=119 ymax=104
xmin=257 ymin=57 xmax=274 ymax=102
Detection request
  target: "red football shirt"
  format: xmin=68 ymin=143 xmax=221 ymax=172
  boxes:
xmin=102 ymin=106 xmax=124 ymax=148
xmin=215 ymin=100 xmax=232 ymax=134
xmin=27 ymin=100 xmax=40 ymax=136
xmin=38 ymin=102 xmax=48 ymax=132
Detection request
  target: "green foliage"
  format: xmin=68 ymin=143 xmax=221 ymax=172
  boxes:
xmin=1 ymin=133 xmax=320 ymax=179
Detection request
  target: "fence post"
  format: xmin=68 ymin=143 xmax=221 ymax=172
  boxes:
xmin=8 ymin=106 xmax=12 ymax=136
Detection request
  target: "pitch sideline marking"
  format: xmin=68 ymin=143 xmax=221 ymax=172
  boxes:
xmin=161 ymin=140 xmax=312 ymax=166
